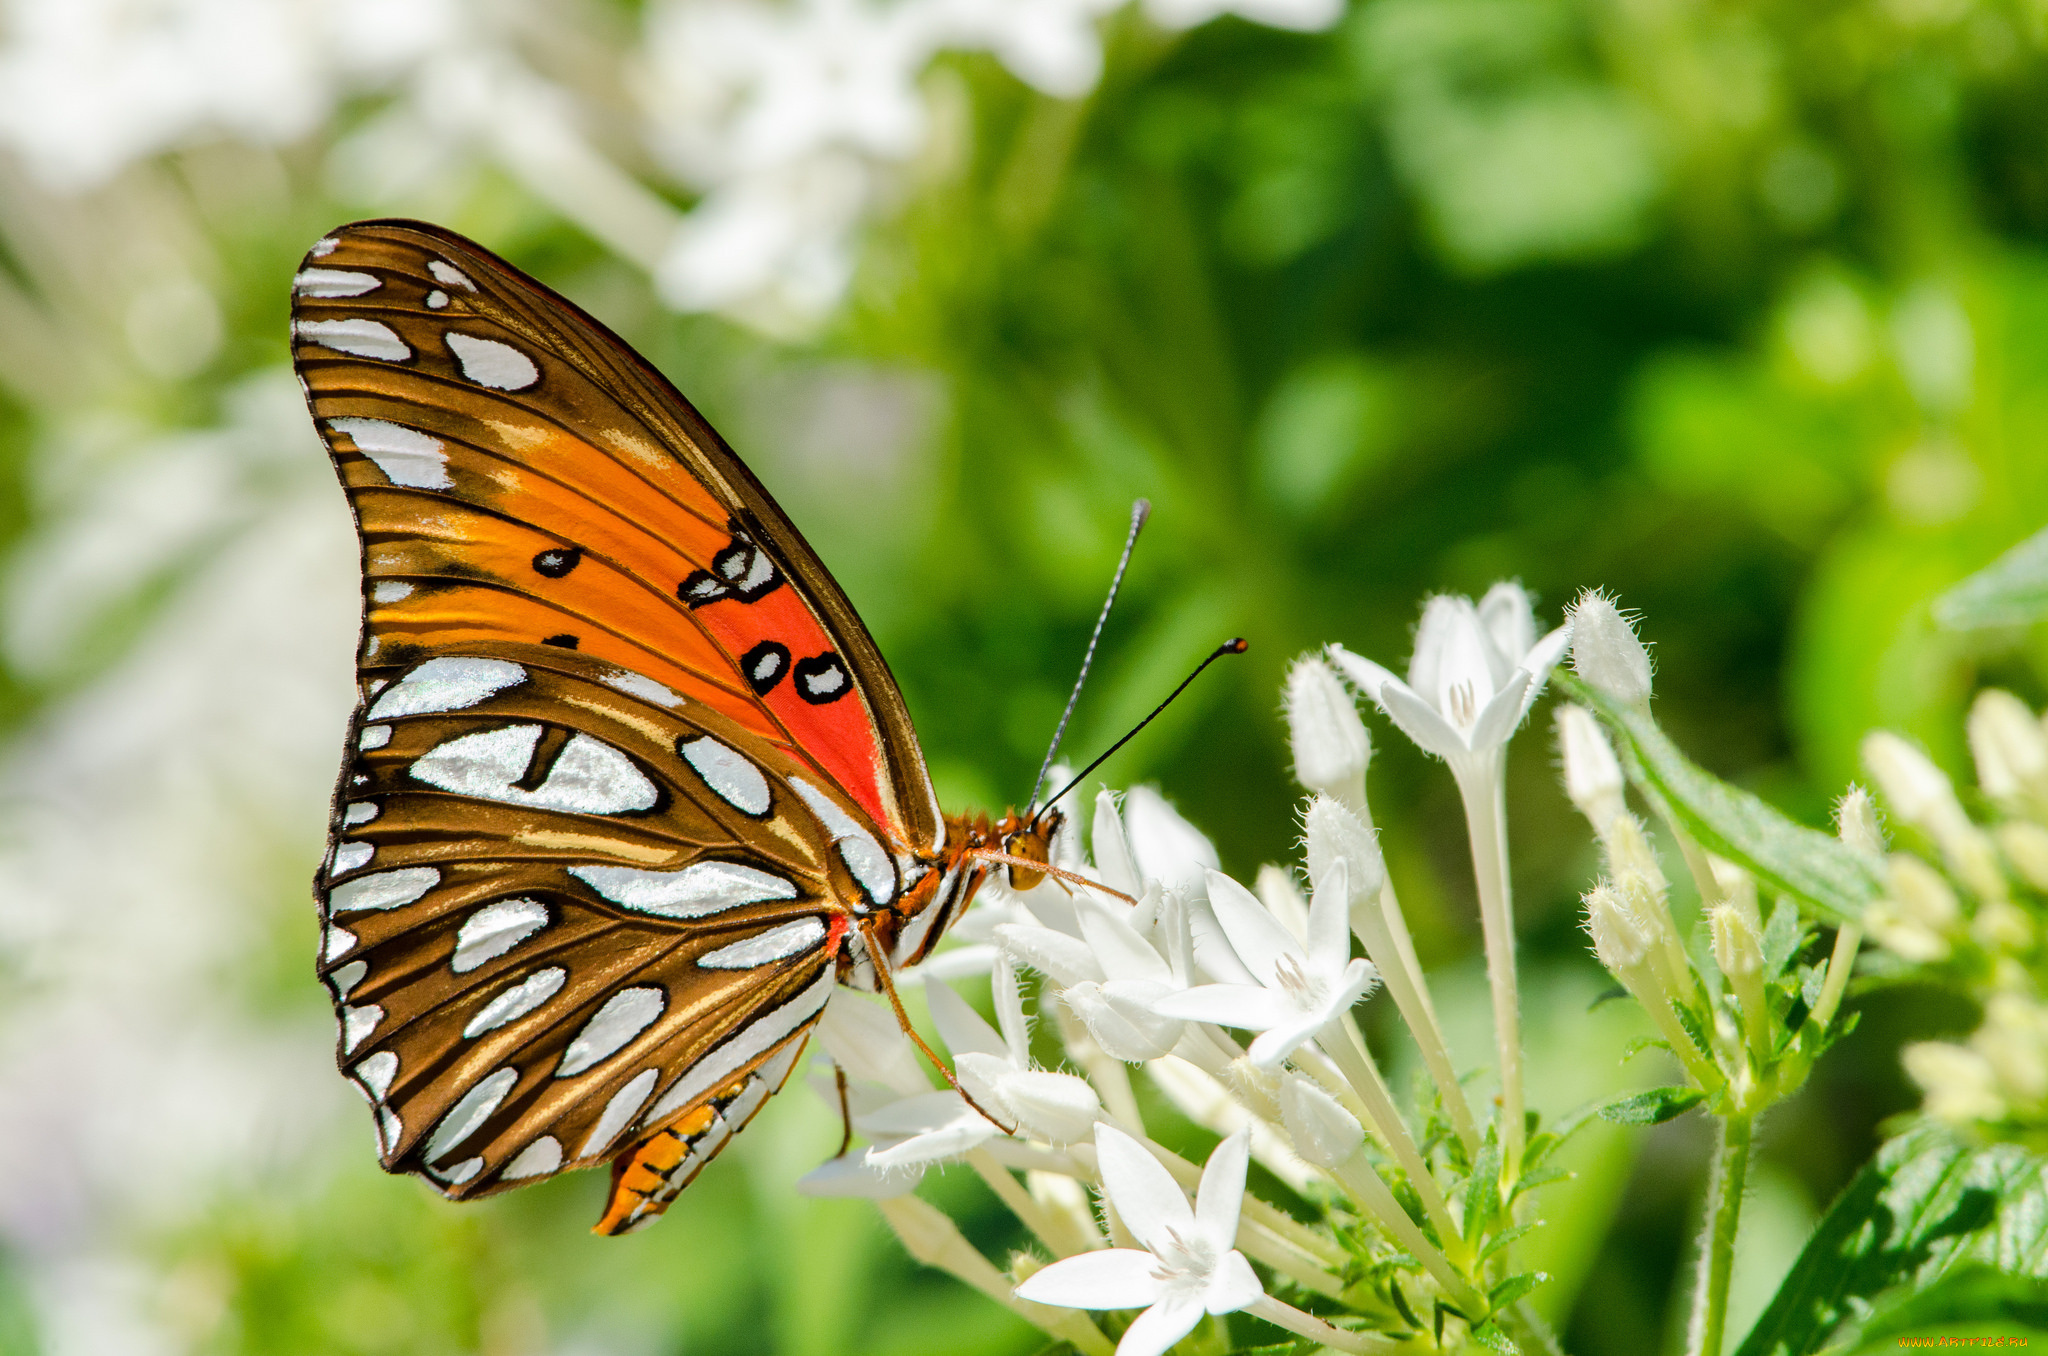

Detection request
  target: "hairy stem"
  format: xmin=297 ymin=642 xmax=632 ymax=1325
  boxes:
xmin=1689 ymin=1113 xmax=1753 ymax=1356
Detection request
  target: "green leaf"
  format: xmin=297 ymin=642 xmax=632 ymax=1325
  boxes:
xmin=1734 ymin=1123 xmax=2048 ymax=1356
xmin=1597 ymin=1086 xmax=1707 ymax=1126
xmin=1487 ymin=1271 xmax=1549 ymax=1310
xmin=1560 ymin=675 xmax=1884 ymax=923
xmin=1933 ymin=523 xmax=2048 ymax=629
xmin=1850 ymin=1265 xmax=2048 ymax=1345
xmin=1762 ymin=898 xmax=1803 ymax=979
xmin=1469 ymin=1320 xmax=1520 ymax=1354
xmin=1671 ymin=997 xmax=1716 ymax=1060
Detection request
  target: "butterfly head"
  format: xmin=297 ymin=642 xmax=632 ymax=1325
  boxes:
xmin=998 ymin=806 xmax=1064 ymax=891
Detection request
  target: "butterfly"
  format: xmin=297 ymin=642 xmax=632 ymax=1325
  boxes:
xmin=291 ymin=220 xmax=1067 ymax=1235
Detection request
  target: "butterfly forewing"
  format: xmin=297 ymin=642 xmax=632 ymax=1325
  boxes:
xmin=295 ymin=221 xmax=943 ymax=1227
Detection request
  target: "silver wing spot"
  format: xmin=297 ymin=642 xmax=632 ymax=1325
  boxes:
xmin=557 ymin=987 xmax=666 ymax=1078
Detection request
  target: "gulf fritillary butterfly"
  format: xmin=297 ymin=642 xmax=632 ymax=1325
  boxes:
xmin=292 ymin=219 xmax=1064 ymax=1236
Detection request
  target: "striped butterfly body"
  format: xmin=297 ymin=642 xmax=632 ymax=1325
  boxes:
xmin=293 ymin=220 xmax=1056 ymax=1235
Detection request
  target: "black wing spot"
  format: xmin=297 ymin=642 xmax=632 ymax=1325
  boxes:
xmin=743 ymin=641 xmax=790 ymax=695
xmin=542 ymin=634 xmax=579 ymax=649
xmin=679 ymin=529 xmax=782 ymax=608
xmin=793 ymin=652 xmax=851 ymax=705
xmin=533 ymin=547 xmax=582 ymax=578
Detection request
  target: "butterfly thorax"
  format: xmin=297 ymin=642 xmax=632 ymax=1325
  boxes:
xmin=868 ymin=806 xmax=1063 ymax=974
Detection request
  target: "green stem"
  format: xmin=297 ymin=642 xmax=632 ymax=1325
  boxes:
xmin=1690 ymin=1113 xmax=1753 ymax=1356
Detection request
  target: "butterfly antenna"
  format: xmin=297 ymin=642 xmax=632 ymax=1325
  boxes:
xmin=1026 ymin=498 xmax=1150 ymax=812
xmin=1033 ymin=637 xmax=1248 ymax=827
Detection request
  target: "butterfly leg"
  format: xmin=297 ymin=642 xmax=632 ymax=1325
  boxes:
xmin=834 ymin=1063 xmax=855 ymax=1158
xmin=857 ymin=917 xmax=1019 ymax=1136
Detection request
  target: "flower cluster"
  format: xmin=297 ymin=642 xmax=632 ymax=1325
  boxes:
xmin=1860 ymin=694 xmax=2048 ymax=1134
xmin=799 ymin=583 xmax=1574 ymax=1354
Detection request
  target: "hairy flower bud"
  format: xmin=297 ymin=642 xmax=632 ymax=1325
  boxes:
xmin=1302 ymin=794 xmax=1388 ymax=906
xmin=1863 ymin=733 xmax=2004 ymax=899
xmin=1584 ymin=881 xmax=1651 ymax=972
xmin=1278 ymin=1075 xmax=1364 ymax=1172
xmin=1710 ymin=903 xmax=1762 ymax=980
xmin=1567 ymin=591 xmax=1653 ymax=705
xmin=1556 ymin=702 xmax=1627 ymax=833
xmin=1836 ymin=785 xmax=1886 ymax=858
xmin=1285 ymin=654 xmax=1371 ymax=809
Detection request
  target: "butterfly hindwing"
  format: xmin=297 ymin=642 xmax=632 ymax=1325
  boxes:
xmin=320 ymin=642 xmax=883 ymax=1207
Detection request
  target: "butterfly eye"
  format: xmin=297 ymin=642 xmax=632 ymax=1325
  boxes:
xmin=1002 ymin=823 xmax=1055 ymax=891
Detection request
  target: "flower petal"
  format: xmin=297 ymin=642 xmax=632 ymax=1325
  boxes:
xmin=1477 ymin=581 xmax=1536 ymax=674
xmin=1246 ymin=1013 xmax=1328 ymax=1070
xmin=1151 ymin=983 xmax=1293 ymax=1031
xmin=1093 ymin=1122 xmax=1194 ymax=1248
xmin=857 ymin=1089 xmax=987 ymax=1139
xmin=1124 ymin=787 xmax=1219 ymax=898
xmin=1203 ymin=1250 xmax=1265 ymax=1315
xmin=1323 ymin=645 xmax=1402 ymax=706
xmin=1407 ymin=595 xmax=1465 ymax=701
xmin=1194 ymin=1129 xmax=1250 ymax=1247
xmin=925 ymin=977 xmax=1010 ymax=1060
xmin=1516 ymin=620 xmax=1574 ymax=719
xmin=1469 ymin=669 xmax=1531 ymax=755
xmin=1185 ymin=892 xmax=1259 ymax=986
xmin=1116 ymin=1291 xmax=1205 ymax=1356
xmin=1431 ymin=597 xmax=1499 ymax=716
xmin=997 ymin=922 xmax=1106 ymax=987
xmin=1377 ymin=676 xmax=1471 ymax=761
xmin=1077 ymin=891 xmax=1174 ymax=985
xmin=819 ymin=989 xmax=930 ymax=1096
xmin=1304 ymin=859 xmax=1352 ymax=969
xmin=1067 ymin=980 xmax=1183 ymax=1062
xmin=1014 ymin=1249 xmax=1165 ymax=1310
xmin=993 ymin=955 xmax=1032 ymax=1066
xmin=1092 ymin=789 xmax=1141 ymax=896
xmin=1205 ymin=869 xmax=1305 ymax=989
xmin=795 ymin=1150 xmax=926 ymax=1198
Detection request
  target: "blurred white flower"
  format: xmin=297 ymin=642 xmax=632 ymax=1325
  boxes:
xmin=1154 ymin=862 xmax=1377 ymax=1070
xmin=1014 ymin=1125 xmax=1263 ymax=1356
xmin=0 ymin=0 xmax=459 ymax=189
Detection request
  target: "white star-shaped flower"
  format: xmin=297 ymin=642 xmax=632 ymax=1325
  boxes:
xmin=1328 ymin=581 xmax=1570 ymax=781
xmin=1014 ymin=1124 xmax=1263 ymax=1356
xmin=1151 ymin=861 xmax=1378 ymax=1070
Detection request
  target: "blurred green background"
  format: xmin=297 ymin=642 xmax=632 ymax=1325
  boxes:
xmin=0 ymin=0 xmax=2043 ymax=1352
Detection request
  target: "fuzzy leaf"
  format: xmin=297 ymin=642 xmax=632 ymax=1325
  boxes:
xmin=1933 ymin=524 xmax=2048 ymax=629
xmin=1734 ymin=1123 xmax=2048 ymax=1356
xmin=1762 ymin=898 xmax=1802 ymax=978
xmin=1561 ymin=676 xmax=1883 ymax=923
xmin=1487 ymin=1271 xmax=1549 ymax=1310
xmin=1598 ymin=1086 xmax=1706 ymax=1126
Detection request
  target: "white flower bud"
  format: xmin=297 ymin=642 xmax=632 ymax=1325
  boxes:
xmin=1890 ymin=854 xmax=1961 ymax=930
xmin=1903 ymin=1041 xmax=2006 ymax=1123
xmin=1864 ymin=732 xmax=1957 ymax=827
xmin=1567 ymin=591 xmax=1653 ymax=705
xmin=1863 ymin=734 xmax=2005 ymax=899
xmin=1302 ymin=795 xmax=1388 ymax=905
xmin=1709 ymin=856 xmax=1761 ymax=931
xmin=1710 ymin=903 xmax=1762 ymax=980
xmin=1969 ymin=689 xmax=2048 ymax=805
xmin=1278 ymin=1075 xmax=1365 ymax=1172
xmin=1285 ymin=654 xmax=1371 ymax=806
xmin=1836 ymin=785 xmax=1886 ymax=858
xmin=1976 ymin=994 xmax=2048 ymax=1105
xmin=1556 ymin=702 xmax=1627 ymax=832
xmin=1974 ymin=900 xmax=2036 ymax=953
xmin=1997 ymin=821 xmax=2048 ymax=891
xmin=1584 ymin=881 xmax=1651 ymax=972
xmin=959 ymin=1057 xmax=1102 ymax=1146
xmin=1605 ymin=815 xmax=1669 ymax=897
